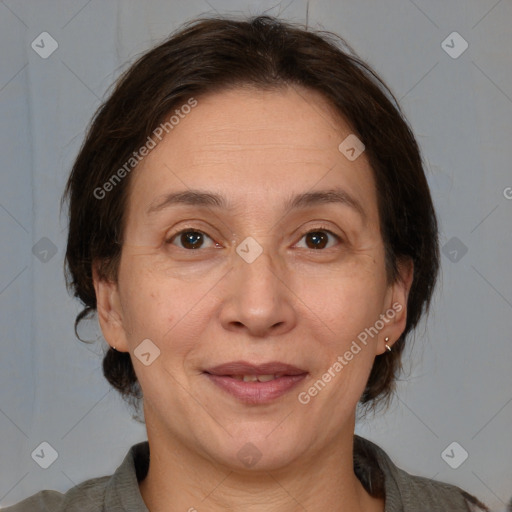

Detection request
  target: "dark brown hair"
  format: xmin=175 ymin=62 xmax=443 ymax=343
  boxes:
xmin=63 ymin=15 xmax=440 ymax=416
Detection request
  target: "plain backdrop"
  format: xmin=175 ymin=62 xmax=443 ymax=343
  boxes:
xmin=0 ymin=0 xmax=511 ymax=509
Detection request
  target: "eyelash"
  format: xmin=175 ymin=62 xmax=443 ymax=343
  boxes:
xmin=166 ymin=225 xmax=342 ymax=250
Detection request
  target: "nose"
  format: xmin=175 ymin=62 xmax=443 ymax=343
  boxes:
xmin=219 ymin=245 xmax=297 ymax=338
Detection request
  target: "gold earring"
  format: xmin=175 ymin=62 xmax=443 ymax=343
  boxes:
xmin=384 ymin=337 xmax=392 ymax=352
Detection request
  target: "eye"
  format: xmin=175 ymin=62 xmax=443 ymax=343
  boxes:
xmin=167 ymin=229 xmax=220 ymax=250
xmin=295 ymin=228 xmax=341 ymax=250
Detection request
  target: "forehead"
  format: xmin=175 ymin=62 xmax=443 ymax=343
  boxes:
xmin=168 ymin=86 xmax=349 ymax=163
xmin=127 ymin=86 xmax=378 ymax=222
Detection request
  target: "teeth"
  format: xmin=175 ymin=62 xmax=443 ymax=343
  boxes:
xmin=255 ymin=374 xmax=275 ymax=382
xmin=234 ymin=374 xmax=277 ymax=382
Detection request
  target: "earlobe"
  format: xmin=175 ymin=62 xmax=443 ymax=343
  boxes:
xmin=380 ymin=258 xmax=414 ymax=353
xmin=92 ymin=264 xmax=129 ymax=352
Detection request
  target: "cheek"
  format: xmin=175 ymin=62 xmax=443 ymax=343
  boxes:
xmin=117 ymin=256 xmax=172 ymax=340
xmin=117 ymin=255 xmax=213 ymax=353
xmin=295 ymin=256 xmax=387 ymax=332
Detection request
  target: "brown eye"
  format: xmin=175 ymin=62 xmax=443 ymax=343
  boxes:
xmin=306 ymin=231 xmax=328 ymax=249
xmin=180 ymin=231 xmax=204 ymax=249
xmin=168 ymin=230 xmax=217 ymax=250
xmin=296 ymin=229 xmax=340 ymax=250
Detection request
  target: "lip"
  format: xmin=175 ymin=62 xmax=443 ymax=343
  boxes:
xmin=205 ymin=361 xmax=307 ymax=376
xmin=203 ymin=361 xmax=308 ymax=404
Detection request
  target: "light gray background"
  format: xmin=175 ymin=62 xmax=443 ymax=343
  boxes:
xmin=1 ymin=0 xmax=511 ymax=509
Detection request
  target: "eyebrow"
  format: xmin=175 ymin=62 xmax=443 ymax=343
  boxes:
xmin=285 ymin=188 xmax=366 ymax=221
xmin=147 ymin=187 xmax=366 ymax=221
xmin=147 ymin=190 xmax=228 ymax=213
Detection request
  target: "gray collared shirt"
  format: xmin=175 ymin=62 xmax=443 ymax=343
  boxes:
xmin=2 ymin=436 xmax=488 ymax=511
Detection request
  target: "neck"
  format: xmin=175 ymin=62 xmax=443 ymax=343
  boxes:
xmin=138 ymin=410 xmax=384 ymax=512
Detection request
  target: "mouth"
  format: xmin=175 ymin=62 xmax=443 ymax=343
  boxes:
xmin=222 ymin=374 xmax=290 ymax=382
xmin=203 ymin=361 xmax=308 ymax=404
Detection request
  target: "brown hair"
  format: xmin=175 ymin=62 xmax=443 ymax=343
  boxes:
xmin=63 ymin=15 xmax=439 ymax=417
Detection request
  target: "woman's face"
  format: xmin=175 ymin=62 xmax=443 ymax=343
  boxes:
xmin=95 ymin=86 xmax=411 ymax=471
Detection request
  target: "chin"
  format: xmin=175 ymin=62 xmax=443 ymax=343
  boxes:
xmin=204 ymin=428 xmax=308 ymax=473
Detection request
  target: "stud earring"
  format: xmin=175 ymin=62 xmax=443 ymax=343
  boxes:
xmin=384 ymin=337 xmax=392 ymax=352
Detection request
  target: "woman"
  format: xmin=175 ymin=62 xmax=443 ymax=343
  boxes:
xmin=5 ymin=15 xmax=489 ymax=512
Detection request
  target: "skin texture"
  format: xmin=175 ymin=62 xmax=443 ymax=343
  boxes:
xmin=94 ymin=86 xmax=413 ymax=512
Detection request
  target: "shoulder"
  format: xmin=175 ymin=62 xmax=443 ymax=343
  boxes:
xmin=354 ymin=435 xmax=489 ymax=512
xmin=389 ymin=469 xmax=489 ymax=512
xmin=2 ymin=476 xmax=110 ymax=512
xmin=1 ymin=476 xmax=110 ymax=512
xmin=2 ymin=441 xmax=150 ymax=512
xmin=1 ymin=490 xmax=64 ymax=511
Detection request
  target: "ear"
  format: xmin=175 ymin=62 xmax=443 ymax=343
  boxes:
xmin=92 ymin=262 xmax=129 ymax=352
xmin=378 ymin=257 xmax=414 ymax=355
